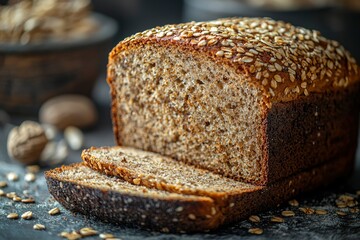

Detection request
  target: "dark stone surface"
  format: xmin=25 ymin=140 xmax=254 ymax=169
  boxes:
xmin=0 ymin=79 xmax=360 ymax=239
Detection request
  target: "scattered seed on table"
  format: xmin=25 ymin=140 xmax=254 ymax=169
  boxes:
xmin=0 ymin=181 xmax=7 ymax=188
xmin=6 ymin=192 xmax=17 ymax=199
xmin=0 ymin=189 xmax=5 ymax=196
xmin=248 ymin=227 xmax=263 ymax=235
xmin=315 ymin=209 xmax=328 ymax=215
xmin=336 ymin=210 xmax=347 ymax=216
xmin=13 ymin=196 xmax=22 ymax=202
xmin=7 ymin=172 xmax=18 ymax=181
xmin=33 ymin=224 xmax=46 ymax=230
xmin=288 ymin=199 xmax=299 ymax=207
xmin=7 ymin=213 xmax=19 ymax=219
xmin=49 ymin=207 xmax=60 ymax=215
xmin=79 ymin=227 xmax=98 ymax=236
xmin=21 ymin=211 xmax=33 ymax=220
xmin=26 ymin=165 xmax=40 ymax=174
xmin=350 ymin=208 xmax=359 ymax=213
xmin=282 ymin=210 xmax=295 ymax=217
xmin=299 ymin=207 xmax=315 ymax=214
xmin=24 ymin=173 xmax=36 ymax=182
xmin=22 ymin=198 xmax=35 ymax=203
xmin=100 ymin=233 xmax=115 ymax=239
xmin=271 ymin=216 xmax=285 ymax=223
xmin=248 ymin=215 xmax=261 ymax=223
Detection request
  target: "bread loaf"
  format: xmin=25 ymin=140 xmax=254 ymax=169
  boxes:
xmin=107 ymin=17 xmax=360 ymax=185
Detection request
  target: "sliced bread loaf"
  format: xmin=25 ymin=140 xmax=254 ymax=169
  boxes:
xmin=108 ymin=17 xmax=360 ymax=185
xmin=45 ymin=163 xmax=223 ymax=233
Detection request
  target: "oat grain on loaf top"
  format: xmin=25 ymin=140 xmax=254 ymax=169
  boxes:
xmin=107 ymin=17 xmax=360 ymax=185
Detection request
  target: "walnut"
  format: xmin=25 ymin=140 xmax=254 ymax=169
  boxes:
xmin=7 ymin=121 xmax=48 ymax=165
xmin=39 ymin=94 xmax=98 ymax=130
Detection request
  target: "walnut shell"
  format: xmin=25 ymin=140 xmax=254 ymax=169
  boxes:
xmin=39 ymin=95 xmax=98 ymax=130
xmin=7 ymin=121 xmax=48 ymax=165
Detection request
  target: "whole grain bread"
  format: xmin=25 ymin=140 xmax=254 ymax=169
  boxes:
xmin=46 ymin=148 xmax=354 ymax=232
xmin=107 ymin=17 xmax=360 ymax=185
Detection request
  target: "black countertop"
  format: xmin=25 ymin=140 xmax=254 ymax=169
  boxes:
xmin=0 ymin=79 xmax=360 ymax=240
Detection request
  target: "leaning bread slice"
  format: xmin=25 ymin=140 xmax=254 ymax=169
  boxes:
xmin=81 ymin=146 xmax=260 ymax=202
xmin=45 ymin=163 xmax=223 ymax=233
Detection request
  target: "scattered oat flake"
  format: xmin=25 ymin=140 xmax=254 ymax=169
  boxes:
xmin=248 ymin=215 xmax=261 ymax=223
xmin=79 ymin=227 xmax=98 ymax=236
xmin=33 ymin=224 xmax=46 ymax=230
xmin=7 ymin=172 xmax=19 ymax=181
xmin=315 ymin=209 xmax=328 ymax=215
xmin=0 ymin=181 xmax=7 ymax=188
xmin=271 ymin=216 xmax=285 ymax=223
xmin=336 ymin=210 xmax=347 ymax=216
xmin=281 ymin=210 xmax=295 ymax=217
xmin=248 ymin=227 xmax=263 ymax=235
xmin=49 ymin=207 xmax=60 ymax=215
xmin=21 ymin=211 xmax=33 ymax=220
xmin=288 ymin=199 xmax=299 ymax=207
xmin=7 ymin=213 xmax=19 ymax=219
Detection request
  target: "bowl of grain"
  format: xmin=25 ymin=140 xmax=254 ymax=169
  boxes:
xmin=0 ymin=0 xmax=118 ymax=114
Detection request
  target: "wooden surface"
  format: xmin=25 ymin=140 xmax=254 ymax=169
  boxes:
xmin=0 ymin=79 xmax=359 ymax=239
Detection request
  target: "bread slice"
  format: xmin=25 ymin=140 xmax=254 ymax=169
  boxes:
xmin=81 ymin=146 xmax=260 ymax=202
xmin=45 ymin=163 xmax=222 ymax=233
xmin=47 ymin=149 xmax=353 ymax=233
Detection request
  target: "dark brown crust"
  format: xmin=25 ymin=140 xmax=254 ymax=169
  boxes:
xmin=223 ymin=149 xmax=354 ymax=224
xmin=45 ymin=164 xmax=223 ymax=233
xmin=265 ymin=82 xmax=360 ymax=184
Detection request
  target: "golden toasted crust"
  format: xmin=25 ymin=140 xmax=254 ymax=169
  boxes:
xmin=108 ymin=17 xmax=359 ymax=104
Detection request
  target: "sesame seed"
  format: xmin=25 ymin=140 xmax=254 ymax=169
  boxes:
xmin=249 ymin=215 xmax=261 ymax=223
xmin=248 ymin=228 xmax=263 ymax=235
xmin=7 ymin=213 xmax=19 ymax=219
xmin=33 ymin=224 xmax=46 ymax=230
xmin=21 ymin=211 xmax=33 ymax=220
xmin=188 ymin=214 xmax=196 ymax=220
xmin=271 ymin=216 xmax=284 ymax=223
xmin=49 ymin=207 xmax=60 ymax=215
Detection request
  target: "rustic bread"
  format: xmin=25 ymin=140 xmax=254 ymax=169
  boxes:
xmin=46 ymin=149 xmax=354 ymax=233
xmin=107 ymin=17 xmax=360 ymax=185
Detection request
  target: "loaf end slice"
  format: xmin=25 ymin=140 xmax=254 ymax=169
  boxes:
xmin=45 ymin=163 xmax=223 ymax=233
